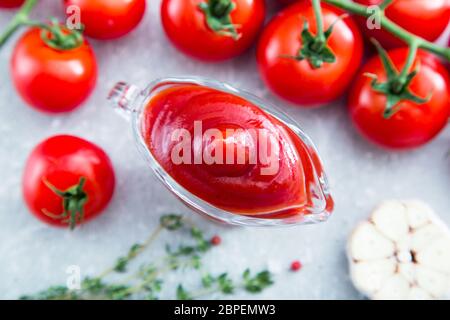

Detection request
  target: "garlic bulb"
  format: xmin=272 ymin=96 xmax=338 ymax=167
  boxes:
xmin=348 ymin=200 xmax=450 ymax=300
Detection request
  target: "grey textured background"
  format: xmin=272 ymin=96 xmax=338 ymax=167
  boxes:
xmin=0 ymin=1 xmax=449 ymax=300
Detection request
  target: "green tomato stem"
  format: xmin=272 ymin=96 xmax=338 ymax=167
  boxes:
xmin=379 ymin=0 xmax=394 ymax=10
xmin=212 ymin=0 xmax=232 ymax=17
xmin=322 ymin=0 xmax=450 ymax=62
xmin=311 ymin=0 xmax=326 ymax=44
xmin=0 ymin=0 xmax=38 ymax=48
xmin=398 ymin=41 xmax=418 ymax=81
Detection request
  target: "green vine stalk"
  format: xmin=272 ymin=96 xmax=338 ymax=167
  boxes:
xmin=319 ymin=0 xmax=449 ymax=116
xmin=0 ymin=0 xmax=83 ymax=50
xmin=322 ymin=0 xmax=450 ymax=61
xmin=0 ymin=0 xmax=37 ymax=47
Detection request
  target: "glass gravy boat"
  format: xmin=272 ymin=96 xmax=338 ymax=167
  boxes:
xmin=108 ymin=77 xmax=333 ymax=227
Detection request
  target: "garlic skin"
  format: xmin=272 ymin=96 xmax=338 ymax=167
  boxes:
xmin=348 ymin=200 xmax=450 ymax=300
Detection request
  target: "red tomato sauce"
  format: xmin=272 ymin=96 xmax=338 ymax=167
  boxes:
xmin=141 ymin=85 xmax=323 ymax=218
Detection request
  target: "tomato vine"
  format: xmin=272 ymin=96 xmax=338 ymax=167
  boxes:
xmin=0 ymin=0 xmax=36 ymax=46
xmin=320 ymin=0 xmax=450 ymax=117
xmin=0 ymin=0 xmax=83 ymax=50
xmin=322 ymin=0 xmax=450 ymax=62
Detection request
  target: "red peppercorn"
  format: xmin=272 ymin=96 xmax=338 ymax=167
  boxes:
xmin=211 ymin=235 xmax=221 ymax=246
xmin=290 ymin=260 xmax=302 ymax=271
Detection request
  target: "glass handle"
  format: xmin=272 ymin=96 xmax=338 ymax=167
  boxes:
xmin=108 ymin=82 xmax=142 ymax=115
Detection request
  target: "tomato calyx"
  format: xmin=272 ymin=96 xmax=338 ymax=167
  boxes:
xmin=0 ymin=0 xmax=84 ymax=51
xmin=42 ymin=177 xmax=88 ymax=230
xmin=198 ymin=0 xmax=240 ymax=40
xmin=365 ymin=40 xmax=431 ymax=119
xmin=31 ymin=18 xmax=84 ymax=51
xmin=281 ymin=1 xmax=346 ymax=69
xmin=286 ymin=18 xmax=339 ymax=69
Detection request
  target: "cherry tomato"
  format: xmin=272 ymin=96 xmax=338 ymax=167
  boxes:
xmin=0 ymin=0 xmax=24 ymax=8
xmin=11 ymin=27 xmax=97 ymax=113
xmin=257 ymin=2 xmax=363 ymax=106
xmin=23 ymin=135 xmax=116 ymax=229
xmin=349 ymin=49 xmax=450 ymax=149
xmin=354 ymin=0 xmax=450 ymax=48
xmin=161 ymin=0 xmax=266 ymax=62
xmin=64 ymin=0 xmax=146 ymax=40
xmin=277 ymin=0 xmax=296 ymax=6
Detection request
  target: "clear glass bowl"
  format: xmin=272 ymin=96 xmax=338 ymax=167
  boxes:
xmin=108 ymin=77 xmax=333 ymax=227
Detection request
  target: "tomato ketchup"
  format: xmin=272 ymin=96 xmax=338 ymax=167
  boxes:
xmin=141 ymin=84 xmax=332 ymax=219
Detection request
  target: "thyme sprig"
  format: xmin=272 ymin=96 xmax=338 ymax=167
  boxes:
xmin=176 ymin=269 xmax=274 ymax=300
xmin=20 ymin=214 xmax=275 ymax=300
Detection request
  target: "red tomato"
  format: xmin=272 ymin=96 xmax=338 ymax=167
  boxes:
xmin=349 ymin=49 xmax=450 ymax=149
xmin=0 ymin=0 xmax=24 ymax=8
xmin=277 ymin=0 xmax=296 ymax=5
xmin=161 ymin=0 xmax=266 ymax=62
xmin=23 ymin=135 xmax=116 ymax=229
xmin=354 ymin=0 xmax=450 ymax=48
xmin=11 ymin=27 xmax=97 ymax=113
xmin=257 ymin=2 xmax=363 ymax=106
xmin=64 ymin=0 xmax=146 ymax=40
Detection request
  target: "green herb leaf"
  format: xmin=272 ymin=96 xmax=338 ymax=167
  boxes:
xmin=176 ymin=285 xmax=192 ymax=300
xmin=218 ymin=273 xmax=234 ymax=294
xmin=160 ymin=214 xmax=184 ymax=231
xmin=243 ymin=270 xmax=274 ymax=293
xmin=201 ymin=273 xmax=215 ymax=288
xmin=113 ymin=243 xmax=143 ymax=272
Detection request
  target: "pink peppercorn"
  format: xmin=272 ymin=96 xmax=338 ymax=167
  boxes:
xmin=290 ymin=260 xmax=302 ymax=271
xmin=211 ymin=235 xmax=221 ymax=246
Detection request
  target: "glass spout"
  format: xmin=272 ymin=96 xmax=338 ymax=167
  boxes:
xmin=108 ymin=82 xmax=142 ymax=116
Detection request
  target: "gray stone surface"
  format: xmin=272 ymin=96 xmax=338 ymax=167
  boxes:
xmin=0 ymin=1 xmax=449 ymax=300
